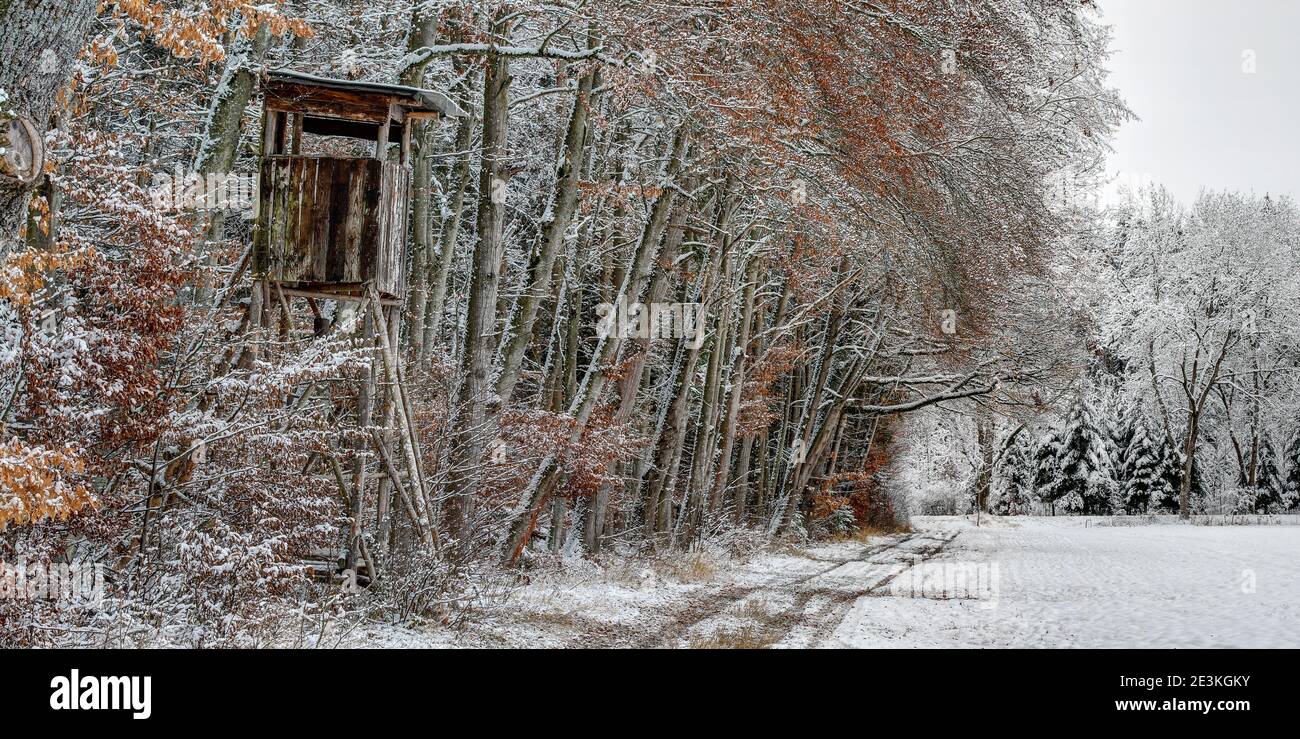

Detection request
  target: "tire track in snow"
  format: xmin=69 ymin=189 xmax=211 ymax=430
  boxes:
xmin=627 ymin=529 xmax=961 ymax=648
xmin=777 ymin=530 xmax=960 ymax=647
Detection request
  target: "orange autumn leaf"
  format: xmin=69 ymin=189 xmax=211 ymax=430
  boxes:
xmin=0 ymin=439 xmax=97 ymax=528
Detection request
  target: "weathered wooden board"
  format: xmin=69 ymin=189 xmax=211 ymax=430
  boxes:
xmin=263 ymin=82 xmax=392 ymax=124
xmin=252 ymin=155 xmax=408 ymax=299
xmin=264 ymin=69 xmax=466 ymax=119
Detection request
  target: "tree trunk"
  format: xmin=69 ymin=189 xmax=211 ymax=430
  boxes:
xmin=714 ymin=252 xmax=758 ymax=516
xmin=421 ymin=82 xmax=474 ymax=353
xmin=193 ymin=24 xmax=271 ymax=176
xmin=399 ymin=4 xmax=439 ymax=354
xmin=974 ymin=414 xmax=995 ymax=514
xmin=445 ymin=30 xmax=511 ymax=548
xmin=0 ymin=0 xmax=99 ymax=252
xmin=1180 ymin=414 xmax=1198 ymax=520
xmin=501 ymin=127 xmax=690 ymax=562
xmin=192 ymin=23 xmax=272 ymax=304
xmin=496 ymin=66 xmax=597 ymax=403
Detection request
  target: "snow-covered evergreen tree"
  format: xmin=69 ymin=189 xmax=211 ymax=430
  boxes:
xmin=1120 ymin=417 xmax=1163 ymax=513
xmin=1154 ymin=441 xmax=1204 ymax=512
xmin=1282 ymin=431 xmax=1300 ymax=510
xmin=1249 ymin=436 xmax=1285 ymax=513
xmin=992 ymin=429 xmax=1036 ymax=515
xmin=1044 ymin=398 xmax=1117 ymax=514
xmin=1108 ymin=405 xmax=1136 ymax=485
xmin=1033 ymin=429 xmax=1064 ymax=514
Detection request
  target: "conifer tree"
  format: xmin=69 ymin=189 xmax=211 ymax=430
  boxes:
xmin=1120 ymin=418 xmax=1162 ymax=513
xmin=1250 ymin=436 xmax=1285 ymax=513
xmin=1154 ymin=442 xmax=1202 ymax=512
xmin=1282 ymin=431 xmax=1300 ymax=510
xmin=993 ymin=430 xmax=1035 ymax=515
xmin=1033 ymin=429 xmax=1064 ymax=514
xmin=1109 ymin=405 xmax=1136 ymax=486
xmin=1046 ymin=398 xmax=1116 ymax=514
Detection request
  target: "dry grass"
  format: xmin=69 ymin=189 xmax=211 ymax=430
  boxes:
xmin=775 ymin=539 xmax=814 ymax=558
xmin=733 ymin=596 xmax=775 ymax=621
xmin=838 ymin=523 xmax=911 ymax=543
xmin=594 ymin=549 xmax=723 ymax=587
xmin=688 ymin=625 xmax=782 ymax=649
xmin=686 ymin=595 xmax=789 ymax=649
xmin=601 ymin=558 xmax=651 ymax=588
xmin=514 ymin=609 xmax=584 ymax=630
xmin=653 ymin=551 xmax=718 ymax=583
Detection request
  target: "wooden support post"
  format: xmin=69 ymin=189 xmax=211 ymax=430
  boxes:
xmin=261 ymin=108 xmax=278 ymax=156
xmin=290 ymin=113 xmax=303 ymax=155
xmin=373 ymin=303 xmax=399 ymax=555
xmin=375 ymin=114 xmax=390 ymax=160
xmin=375 ymin=441 xmax=394 ymax=555
xmin=367 ymin=287 xmax=437 ymax=549
xmin=370 ymin=428 xmax=426 ymax=544
xmin=259 ymin=278 xmax=273 ymax=344
xmin=307 ymin=298 xmax=327 ymax=336
xmin=243 ymin=278 xmax=268 ymax=367
xmin=274 ymin=281 xmax=293 ymax=341
xmin=347 ymin=299 xmax=376 ymax=569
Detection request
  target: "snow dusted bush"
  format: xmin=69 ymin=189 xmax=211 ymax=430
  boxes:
xmin=807 ymin=493 xmax=856 ymax=539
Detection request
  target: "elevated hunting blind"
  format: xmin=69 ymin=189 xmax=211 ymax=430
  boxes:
xmin=244 ymin=70 xmax=464 ymax=585
xmin=252 ymin=69 xmax=464 ymax=302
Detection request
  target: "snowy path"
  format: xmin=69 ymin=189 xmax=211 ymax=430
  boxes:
xmin=365 ymin=515 xmax=1300 ymax=648
xmin=826 ymin=516 xmax=1300 ymax=648
xmin=657 ymin=529 xmax=961 ymax=648
xmin=369 ymin=530 xmax=962 ymax=648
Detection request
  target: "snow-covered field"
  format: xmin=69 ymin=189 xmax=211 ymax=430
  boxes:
xmin=828 ymin=516 xmax=1300 ymax=648
xmin=355 ymin=515 xmax=1300 ymax=648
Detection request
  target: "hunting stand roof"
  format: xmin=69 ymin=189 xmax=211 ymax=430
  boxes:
xmin=264 ymin=69 xmax=466 ymax=126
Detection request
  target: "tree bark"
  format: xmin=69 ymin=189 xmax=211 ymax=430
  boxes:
xmin=501 ymin=127 xmax=690 ymax=561
xmin=399 ymin=4 xmax=439 ymax=354
xmin=713 ymin=251 xmax=759 ymax=516
xmin=496 ymin=66 xmax=597 ymax=404
xmin=0 ymin=0 xmax=99 ymax=253
xmin=192 ymin=22 xmax=272 ymax=304
xmin=421 ymin=83 xmax=474 ymax=353
xmin=445 ymin=25 xmax=511 ymax=548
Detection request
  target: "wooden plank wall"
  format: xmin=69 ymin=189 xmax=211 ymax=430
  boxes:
xmin=253 ymin=155 xmax=409 ymax=298
xmin=378 ymin=161 xmax=410 ymax=298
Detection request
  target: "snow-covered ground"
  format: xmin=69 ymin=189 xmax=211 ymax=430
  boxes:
xmin=351 ymin=515 xmax=1300 ymax=648
xmin=828 ymin=516 xmax=1300 ymax=648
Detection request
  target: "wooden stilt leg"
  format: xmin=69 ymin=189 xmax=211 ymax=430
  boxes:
xmin=374 ymin=303 xmax=399 ymax=557
xmin=368 ymin=288 xmax=437 ymax=550
xmin=348 ymin=302 xmax=376 ymax=570
xmin=244 ymin=278 xmax=266 ymax=368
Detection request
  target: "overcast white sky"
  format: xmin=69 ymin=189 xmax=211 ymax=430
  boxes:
xmin=1099 ymin=0 xmax=1300 ymax=204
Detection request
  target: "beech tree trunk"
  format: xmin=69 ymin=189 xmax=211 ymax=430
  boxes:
xmin=496 ymin=66 xmax=597 ymax=404
xmin=0 ymin=0 xmax=99 ymax=253
xmin=501 ymin=127 xmax=689 ymax=561
xmin=421 ymin=83 xmax=474 ymax=353
xmin=445 ymin=28 xmax=511 ymax=548
xmin=399 ymin=4 xmax=438 ymax=353
xmin=192 ymin=23 xmax=271 ymax=304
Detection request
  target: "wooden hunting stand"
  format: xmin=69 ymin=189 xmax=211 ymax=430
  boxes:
xmin=249 ymin=69 xmax=464 ymax=584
